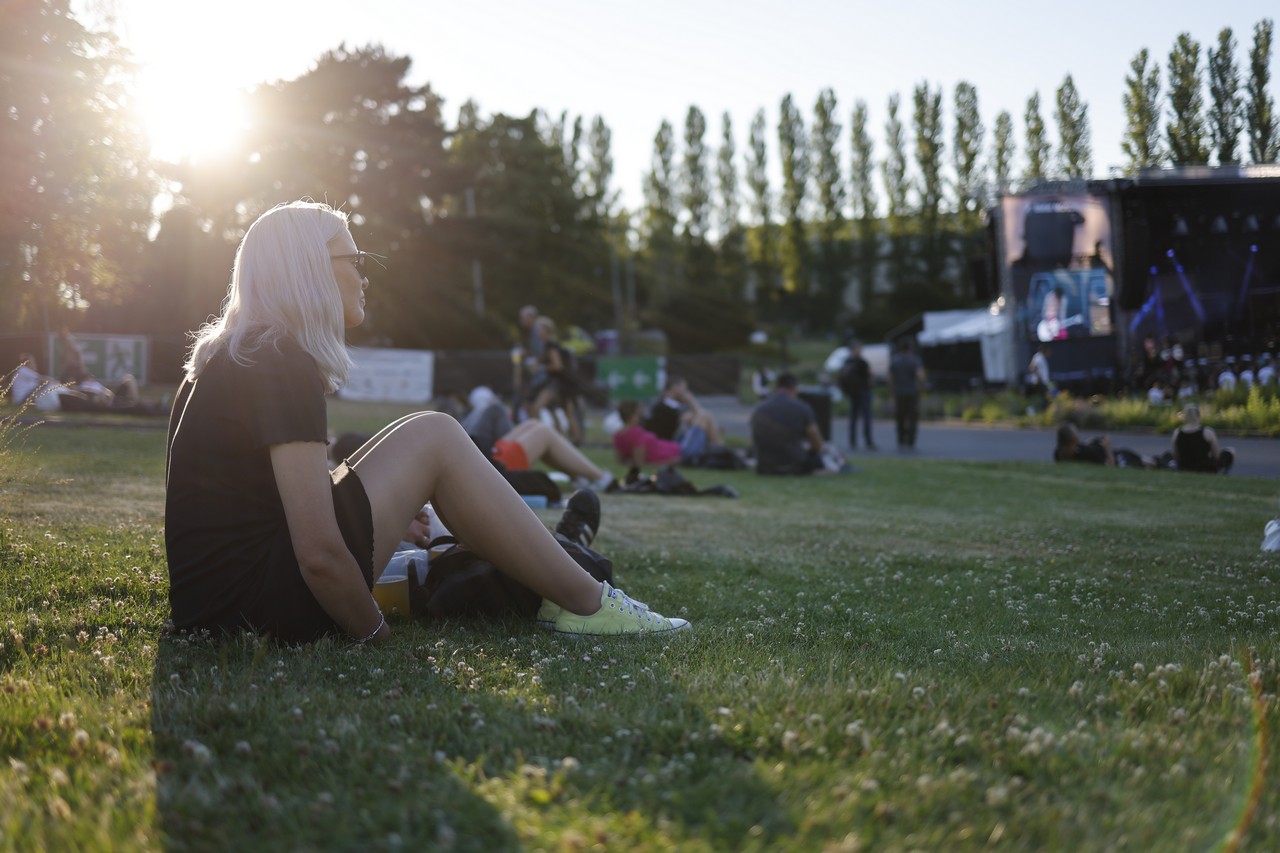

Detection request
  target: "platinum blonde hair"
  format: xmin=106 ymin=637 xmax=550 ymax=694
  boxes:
xmin=183 ymin=200 xmax=354 ymax=392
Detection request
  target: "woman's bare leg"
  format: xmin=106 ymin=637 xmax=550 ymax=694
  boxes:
xmin=507 ymin=421 xmax=604 ymax=481
xmin=692 ymin=410 xmax=723 ymax=445
xmin=349 ymin=412 xmax=601 ymax=614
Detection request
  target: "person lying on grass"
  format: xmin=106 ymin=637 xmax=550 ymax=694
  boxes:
xmin=164 ymin=200 xmax=689 ymax=645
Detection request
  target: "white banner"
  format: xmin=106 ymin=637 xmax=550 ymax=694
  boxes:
xmin=338 ymin=347 xmax=434 ymax=404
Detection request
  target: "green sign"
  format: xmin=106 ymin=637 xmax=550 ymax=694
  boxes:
xmin=597 ymin=356 xmax=664 ymax=401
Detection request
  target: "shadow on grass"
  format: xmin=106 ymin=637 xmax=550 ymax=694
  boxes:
xmin=150 ymin=618 xmax=793 ymax=850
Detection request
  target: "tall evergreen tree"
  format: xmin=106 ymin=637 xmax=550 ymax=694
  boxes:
xmin=992 ymin=110 xmax=1016 ymax=189
xmin=642 ymin=120 xmax=679 ymax=306
xmin=881 ymin=94 xmax=911 ymax=297
xmin=912 ymin=82 xmax=946 ymax=300
xmin=1167 ymin=32 xmax=1209 ymax=165
xmin=1122 ymin=48 xmax=1163 ymax=170
xmin=849 ymin=100 xmax=879 ymax=316
xmin=745 ymin=109 xmax=778 ymax=307
xmin=1208 ymin=28 xmax=1242 ymax=165
xmin=777 ymin=94 xmax=811 ymax=310
xmin=811 ymin=88 xmax=847 ymax=327
xmin=952 ymin=81 xmax=984 ymax=224
xmin=680 ymin=105 xmax=711 ymax=245
xmin=1054 ymin=74 xmax=1092 ymax=178
xmin=1023 ymin=92 xmax=1050 ymax=180
xmin=1246 ymin=18 xmax=1278 ymax=163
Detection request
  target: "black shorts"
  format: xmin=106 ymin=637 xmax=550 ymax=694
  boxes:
xmin=244 ymin=461 xmax=375 ymax=643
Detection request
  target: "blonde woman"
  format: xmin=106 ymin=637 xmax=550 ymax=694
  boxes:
xmin=165 ymin=200 xmax=687 ymax=643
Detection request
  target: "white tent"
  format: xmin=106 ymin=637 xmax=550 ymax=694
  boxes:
xmin=917 ymin=308 xmax=1012 ymax=383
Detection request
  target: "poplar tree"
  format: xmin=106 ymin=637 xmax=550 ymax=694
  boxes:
xmin=952 ymin=81 xmax=984 ymax=224
xmin=777 ymin=94 xmax=810 ymax=307
xmin=881 ymin=94 xmax=911 ymax=295
xmin=1207 ymin=28 xmax=1242 ymax=165
xmin=1246 ymin=18 xmax=1277 ymax=163
xmin=1054 ymin=74 xmax=1092 ymax=178
xmin=584 ymin=116 xmax=616 ymax=223
xmin=716 ymin=112 xmax=747 ymax=300
xmin=849 ymin=100 xmax=879 ymax=314
xmin=643 ymin=120 xmax=679 ymax=304
xmin=746 ymin=109 xmax=779 ymax=307
xmin=811 ymin=88 xmax=848 ymax=326
xmin=1167 ymin=32 xmax=1209 ymax=165
xmin=992 ymin=110 xmax=1016 ymax=189
xmin=1024 ymin=92 xmax=1050 ymax=180
xmin=912 ymin=82 xmax=946 ymax=300
xmin=1122 ymin=48 xmax=1163 ymax=170
xmin=679 ymin=106 xmax=714 ymax=292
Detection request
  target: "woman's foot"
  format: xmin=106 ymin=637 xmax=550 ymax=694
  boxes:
xmin=553 ymin=582 xmax=689 ymax=635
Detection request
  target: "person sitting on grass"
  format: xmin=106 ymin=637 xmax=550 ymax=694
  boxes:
xmin=642 ymin=376 xmax=725 ymax=448
xmin=165 ymin=200 xmax=688 ymax=644
xmin=750 ymin=371 xmax=847 ymax=475
xmin=612 ymin=398 xmax=716 ymax=471
xmin=1170 ymin=404 xmax=1234 ymax=474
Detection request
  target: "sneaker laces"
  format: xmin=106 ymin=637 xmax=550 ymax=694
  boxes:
xmin=605 ymin=585 xmax=650 ymax=616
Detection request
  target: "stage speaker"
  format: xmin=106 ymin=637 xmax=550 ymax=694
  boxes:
xmin=1117 ymin=213 xmax=1151 ymax=311
xmin=1023 ymin=209 xmax=1081 ymax=263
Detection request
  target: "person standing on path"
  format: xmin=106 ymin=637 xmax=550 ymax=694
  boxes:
xmin=838 ymin=341 xmax=875 ymax=450
xmin=888 ymin=339 xmax=924 ymax=449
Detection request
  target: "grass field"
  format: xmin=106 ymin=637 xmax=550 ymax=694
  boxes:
xmin=1 ymin=399 xmax=1278 ymax=851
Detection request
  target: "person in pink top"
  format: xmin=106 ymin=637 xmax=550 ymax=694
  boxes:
xmin=612 ymin=399 xmax=692 ymax=467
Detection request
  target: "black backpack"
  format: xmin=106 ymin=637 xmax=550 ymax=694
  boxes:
xmin=410 ymin=533 xmax=613 ymax=620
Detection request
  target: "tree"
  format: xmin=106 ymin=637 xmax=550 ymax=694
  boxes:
xmin=992 ymin=110 xmax=1016 ymax=190
xmin=881 ymin=94 xmax=911 ymax=297
xmin=745 ymin=109 xmax=778 ymax=309
xmin=1246 ymin=18 xmax=1277 ymax=163
xmin=0 ymin=0 xmax=155 ymax=333
xmin=1023 ymin=92 xmax=1050 ymax=181
xmin=776 ymin=94 xmax=810 ymax=313
xmin=1167 ymin=32 xmax=1209 ymax=165
xmin=849 ymin=100 xmax=879 ymax=316
xmin=715 ymin=112 xmax=747 ymax=301
xmin=1208 ymin=28 xmax=1242 ymax=166
xmin=912 ymin=82 xmax=945 ymax=298
xmin=810 ymin=88 xmax=848 ymax=327
xmin=1122 ymin=48 xmax=1163 ymax=170
xmin=1054 ymin=74 xmax=1092 ymax=178
xmin=584 ymin=116 xmax=617 ymax=224
xmin=642 ymin=120 xmax=679 ymax=307
xmin=952 ymin=81 xmax=984 ymax=224
xmin=679 ymin=105 xmax=715 ymax=292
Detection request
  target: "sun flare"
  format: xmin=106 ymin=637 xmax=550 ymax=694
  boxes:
xmin=133 ymin=69 xmax=249 ymax=163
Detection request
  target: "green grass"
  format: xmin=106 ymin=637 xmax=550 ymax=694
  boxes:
xmin=2 ymin=399 xmax=1279 ymax=851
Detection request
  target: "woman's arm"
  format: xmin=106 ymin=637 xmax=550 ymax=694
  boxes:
xmin=271 ymin=441 xmax=389 ymax=643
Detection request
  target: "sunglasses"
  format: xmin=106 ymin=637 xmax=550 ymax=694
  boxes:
xmin=330 ymin=251 xmax=382 ymax=276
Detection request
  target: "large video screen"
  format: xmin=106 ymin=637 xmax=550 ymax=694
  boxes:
xmin=1002 ymin=194 xmax=1114 ymax=343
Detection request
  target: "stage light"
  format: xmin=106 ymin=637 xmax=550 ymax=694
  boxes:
xmin=1244 ymin=214 xmax=1260 ymax=233
xmin=1252 ymin=244 xmax=1259 ymax=253
xmin=1173 ymin=216 xmax=1189 ymax=236
xmin=1210 ymin=215 xmax=1229 ymax=234
xmin=1149 ymin=265 xmax=1159 ymax=275
xmin=1166 ymin=248 xmax=1176 ymax=257
xmin=1176 ymin=265 xmax=1184 ymax=272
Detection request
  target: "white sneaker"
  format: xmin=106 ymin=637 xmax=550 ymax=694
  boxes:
xmin=553 ymin=582 xmax=688 ymax=636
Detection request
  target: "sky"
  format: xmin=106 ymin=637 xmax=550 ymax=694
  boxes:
xmin=88 ymin=0 xmax=1280 ymax=211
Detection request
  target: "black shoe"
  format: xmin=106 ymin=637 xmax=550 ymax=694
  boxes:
xmin=555 ymin=489 xmax=601 ymax=548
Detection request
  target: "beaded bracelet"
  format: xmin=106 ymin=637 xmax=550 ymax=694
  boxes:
xmin=355 ymin=613 xmax=385 ymax=645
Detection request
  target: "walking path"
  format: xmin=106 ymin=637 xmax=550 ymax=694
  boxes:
xmin=697 ymin=396 xmax=1280 ymax=481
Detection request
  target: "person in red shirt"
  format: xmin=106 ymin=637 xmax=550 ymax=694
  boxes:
xmin=612 ymin=399 xmax=689 ymax=467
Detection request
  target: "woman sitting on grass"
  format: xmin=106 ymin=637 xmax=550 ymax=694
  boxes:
xmin=164 ymin=200 xmax=688 ymax=644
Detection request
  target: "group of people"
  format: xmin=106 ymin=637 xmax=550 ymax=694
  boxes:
xmin=1053 ymin=403 xmax=1234 ymax=473
xmin=513 ymin=306 xmax=584 ymax=444
xmin=5 ymin=331 xmax=162 ymax=416
xmin=1133 ymin=334 xmax=1277 ymax=402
